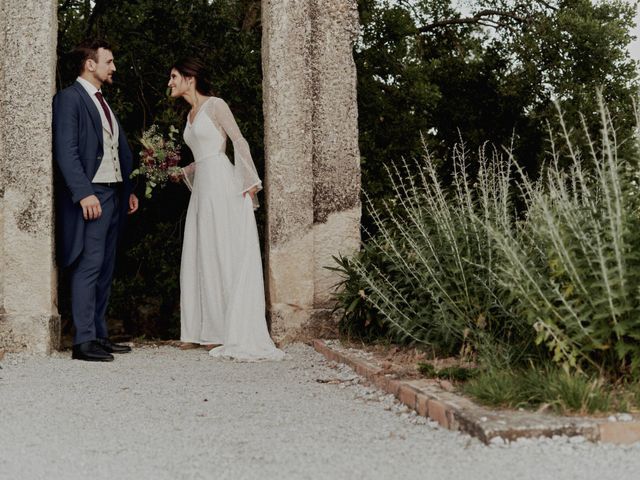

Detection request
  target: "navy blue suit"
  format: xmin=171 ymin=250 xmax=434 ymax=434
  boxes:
xmin=53 ymin=81 xmax=133 ymax=345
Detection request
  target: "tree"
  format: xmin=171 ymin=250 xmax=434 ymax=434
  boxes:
xmin=356 ymin=0 xmax=639 ymax=228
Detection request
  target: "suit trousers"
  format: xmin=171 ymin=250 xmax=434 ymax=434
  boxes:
xmin=70 ymin=184 xmax=121 ymax=345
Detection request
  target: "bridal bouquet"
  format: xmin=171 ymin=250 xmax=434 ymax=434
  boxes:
xmin=131 ymin=124 xmax=182 ymax=198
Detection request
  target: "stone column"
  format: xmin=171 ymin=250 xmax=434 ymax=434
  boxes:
xmin=262 ymin=0 xmax=360 ymax=341
xmin=0 ymin=0 xmax=60 ymax=353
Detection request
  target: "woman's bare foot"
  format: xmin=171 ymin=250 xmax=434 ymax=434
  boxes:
xmin=179 ymin=342 xmax=200 ymax=350
xmin=202 ymin=344 xmax=222 ymax=351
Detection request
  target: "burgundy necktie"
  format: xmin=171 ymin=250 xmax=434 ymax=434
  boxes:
xmin=95 ymin=91 xmax=113 ymax=133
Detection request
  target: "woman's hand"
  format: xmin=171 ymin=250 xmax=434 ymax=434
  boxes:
xmin=169 ymin=171 xmax=184 ymax=183
xmin=243 ymin=186 xmax=259 ymax=200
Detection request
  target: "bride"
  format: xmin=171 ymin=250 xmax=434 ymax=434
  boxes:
xmin=168 ymin=58 xmax=284 ymax=361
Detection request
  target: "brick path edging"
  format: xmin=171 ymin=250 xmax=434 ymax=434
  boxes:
xmin=312 ymin=339 xmax=640 ymax=445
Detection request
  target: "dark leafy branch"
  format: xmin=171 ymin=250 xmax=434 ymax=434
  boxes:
xmin=417 ymin=8 xmax=532 ymax=33
xmin=410 ymin=0 xmax=560 ymax=33
xmin=84 ymin=0 xmax=110 ymax=37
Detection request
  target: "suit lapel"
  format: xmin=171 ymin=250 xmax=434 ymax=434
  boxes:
xmin=72 ymin=81 xmax=103 ymax=146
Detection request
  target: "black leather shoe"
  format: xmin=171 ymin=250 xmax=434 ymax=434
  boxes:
xmin=72 ymin=341 xmax=114 ymax=362
xmin=96 ymin=338 xmax=132 ymax=354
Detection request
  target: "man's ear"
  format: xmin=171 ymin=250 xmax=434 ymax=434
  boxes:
xmin=86 ymin=59 xmax=96 ymax=72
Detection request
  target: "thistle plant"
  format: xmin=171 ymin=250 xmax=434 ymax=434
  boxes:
xmin=488 ymin=95 xmax=640 ymax=377
xmin=334 ymin=94 xmax=640 ymax=379
xmin=341 ymin=143 xmax=525 ymax=358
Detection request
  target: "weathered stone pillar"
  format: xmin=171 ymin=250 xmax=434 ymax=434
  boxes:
xmin=0 ymin=0 xmax=60 ymax=353
xmin=262 ymin=0 xmax=361 ymax=341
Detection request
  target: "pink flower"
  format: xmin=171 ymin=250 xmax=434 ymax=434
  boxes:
xmin=166 ymin=154 xmax=179 ymax=167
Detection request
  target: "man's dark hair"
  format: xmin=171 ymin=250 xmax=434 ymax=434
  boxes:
xmin=71 ymin=38 xmax=112 ymax=76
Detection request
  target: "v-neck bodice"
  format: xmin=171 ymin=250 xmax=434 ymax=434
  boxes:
xmin=186 ymin=96 xmax=214 ymax=127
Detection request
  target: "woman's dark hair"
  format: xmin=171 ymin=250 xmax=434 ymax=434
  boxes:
xmin=71 ymin=38 xmax=112 ymax=76
xmin=171 ymin=58 xmax=214 ymax=96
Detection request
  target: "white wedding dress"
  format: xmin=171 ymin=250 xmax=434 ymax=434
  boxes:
xmin=179 ymin=96 xmax=284 ymax=361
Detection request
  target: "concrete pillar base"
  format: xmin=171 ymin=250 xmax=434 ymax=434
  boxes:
xmin=0 ymin=313 xmax=61 ymax=354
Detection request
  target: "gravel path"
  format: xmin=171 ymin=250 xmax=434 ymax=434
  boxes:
xmin=1 ymin=343 xmax=638 ymax=480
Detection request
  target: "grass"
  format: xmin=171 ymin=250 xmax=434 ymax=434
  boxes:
xmin=417 ymin=362 xmax=479 ymax=381
xmin=461 ymin=364 xmax=623 ymax=415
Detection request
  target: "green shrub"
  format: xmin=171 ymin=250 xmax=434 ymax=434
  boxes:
xmin=487 ymin=97 xmax=640 ymax=377
xmin=333 ymin=95 xmax=640 ymax=379
xmin=329 ymin=251 xmax=390 ymax=341
xmin=334 ymin=145 xmax=534 ymax=360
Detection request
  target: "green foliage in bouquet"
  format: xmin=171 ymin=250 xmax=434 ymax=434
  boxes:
xmin=131 ymin=125 xmax=182 ymax=198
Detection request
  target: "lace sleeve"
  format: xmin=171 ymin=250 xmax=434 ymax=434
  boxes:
xmin=208 ymin=97 xmax=262 ymax=209
xmin=181 ymin=162 xmax=196 ymax=191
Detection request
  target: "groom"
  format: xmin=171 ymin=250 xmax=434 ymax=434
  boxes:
xmin=53 ymin=39 xmax=139 ymax=361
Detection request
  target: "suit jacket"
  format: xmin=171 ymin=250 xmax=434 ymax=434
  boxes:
xmin=52 ymin=81 xmax=133 ymax=268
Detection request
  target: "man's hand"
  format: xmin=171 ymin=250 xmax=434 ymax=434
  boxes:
xmin=80 ymin=194 xmax=101 ymax=220
xmin=128 ymin=194 xmax=139 ymax=215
